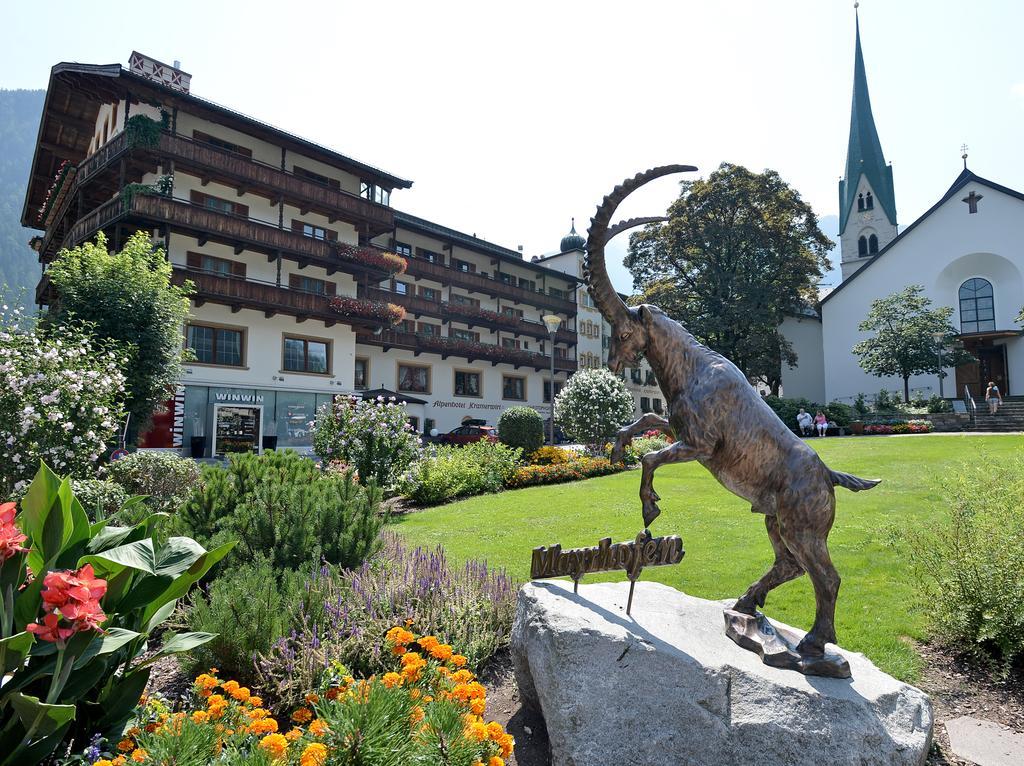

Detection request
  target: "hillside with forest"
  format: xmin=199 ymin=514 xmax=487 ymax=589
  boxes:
xmin=0 ymin=89 xmax=45 ymax=303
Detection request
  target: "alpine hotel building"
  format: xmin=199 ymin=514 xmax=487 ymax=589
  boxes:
xmin=22 ymin=53 xmax=663 ymax=456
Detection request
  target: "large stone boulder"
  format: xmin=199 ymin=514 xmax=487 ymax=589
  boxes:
xmin=511 ymin=580 xmax=932 ymax=766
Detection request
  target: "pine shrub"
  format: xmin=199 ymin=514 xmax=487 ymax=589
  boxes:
xmin=176 ymin=450 xmax=384 ymax=573
xmin=498 ymin=406 xmax=544 ymax=454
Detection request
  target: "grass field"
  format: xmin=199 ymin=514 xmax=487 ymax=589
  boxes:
xmin=391 ymin=433 xmax=1024 ymax=681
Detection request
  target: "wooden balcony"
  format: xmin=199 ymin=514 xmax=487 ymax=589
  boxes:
xmin=170 ymin=267 xmax=389 ymax=330
xmin=62 ymin=193 xmax=400 ymax=280
xmin=359 ymin=286 xmax=578 ymax=345
xmin=42 ymin=129 xmax=396 ymax=256
xmin=402 ymin=256 xmax=577 ymax=314
xmin=355 ymin=329 xmax=578 ymax=372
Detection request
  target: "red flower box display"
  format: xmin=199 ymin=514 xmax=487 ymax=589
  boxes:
xmin=37 ymin=160 xmax=78 ymax=227
xmin=415 ymin=334 xmax=547 ymax=367
xmin=332 ymin=242 xmax=407 ymax=275
xmin=440 ymin=301 xmax=520 ymax=329
xmin=329 ymin=296 xmax=406 ymax=325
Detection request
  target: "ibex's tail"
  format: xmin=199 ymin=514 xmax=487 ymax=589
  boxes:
xmin=830 ymin=470 xmax=881 ymax=492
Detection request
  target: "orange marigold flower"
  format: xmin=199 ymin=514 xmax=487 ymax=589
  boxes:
xmin=382 ymin=672 xmax=403 ymax=688
xmin=487 ymin=721 xmax=505 ymax=740
xmin=248 ymin=707 xmax=271 ymax=720
xmin=249 ymin=717 xmax=278 ymax=735
xmin=143 ymin=723 xmax=158 ymax=733
xmin=221 ymin=680 xmax=240 ymax=694
xmin=248 ymin=695 xmax=264 ymax=707
xmin=117 ymin=739 xmax=134 ymax=752
xmin=305 ymin=692 xmax=319 ymax=704
xmin=291 ymin=707 xmax=313 ymax=724
xmin=466 ymin=721 xmax=489 ymax=742
xmin=300 ymin=742 xmax=328 ymax=766
xmin=191 ymin=710 xmax=209 ymax=724
xmin=497 ymin=732 xmax=515 ymax=757
xmin=410 ymin=688 xmax=422 ymax=700
xmin=392 ymin=645 xmax=407 ymax=656
xmin=453 ymin=669 xmax=474 ymax=683
xmin=470 ymin=697 xmax=487 ymax=715
xmin=130 ymin=749 xmax=148 ymax=763
xmin=410 ymin=705 xmax=425 ymax=723
xmin=450 ymin=654 xmax=468 ymax=667
xmin=230 ymin=686 xmax=251 ymax=702
xmin=430 ymin=644 xmax=453 ymax=662
xmin=489 ymin=758 xmax=505 ymax=766
xmin=385 ymin=626 xmax=415 ymax=646
xmin=194 ymin=673 xmax=219 ymax=690
xmin=309 ymin=718 xmax=330 ymax=737
xmin=112 ymin=758 xmax=127 ymax=766
xmin=127 ymin=727 xmax=141 ymax=737
xmin=259 ymin=733 xmax=289 ymax=760
xmin=94 ymin=761 xmax=115 ymax=766
xmin=285 ymin=727 xmax=303 ymax=742
xmin=418 ymin=635 xmax=439 ymax=651
xmin=325 ymin=687 xmax=340 ymax=700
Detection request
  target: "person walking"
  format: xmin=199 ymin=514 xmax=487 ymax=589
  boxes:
xmin=814 ymin=410 xmax=828 ymax=437
xmin=985 ymin=381 xmax=1003 ymax=414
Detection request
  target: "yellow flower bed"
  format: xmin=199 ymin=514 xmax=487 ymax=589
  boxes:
xmin=93 ymin=627 xmax=513 ymax=766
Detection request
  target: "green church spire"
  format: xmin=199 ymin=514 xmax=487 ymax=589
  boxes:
xmin=839 ymin=7 xmax=897 ymax=234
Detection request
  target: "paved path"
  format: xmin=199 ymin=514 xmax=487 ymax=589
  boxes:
xmin=946 ymin=716 xmax=1024 ymax=766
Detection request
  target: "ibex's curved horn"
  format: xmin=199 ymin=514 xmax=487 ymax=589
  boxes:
xmin=584 ymin=165 xmax=696 ymax=324
xmin=604 ymin=216 xmax=669 ymax=244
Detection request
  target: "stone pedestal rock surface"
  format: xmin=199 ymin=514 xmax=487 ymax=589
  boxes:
xmin=511 ymin=581 xmax=932 ymax=766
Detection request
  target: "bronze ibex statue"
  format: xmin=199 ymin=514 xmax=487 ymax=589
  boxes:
xmin=586 ymin=165 xmax=880 ymax=658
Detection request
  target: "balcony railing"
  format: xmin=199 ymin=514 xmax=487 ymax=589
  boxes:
xmin=356 ymin=329 xmax=577 ymax=372
xmin=45 ymin=129 xmax=396 ymax=249
xmin=402 ymin=256 xmax=576 ymax=314
xmin=170 ymin=267 xmax=390 ymax=329
xmin=358 ymin=286 xmax=577 ymax=344
xmin=62 ymin=193 xmax=403 ymax=280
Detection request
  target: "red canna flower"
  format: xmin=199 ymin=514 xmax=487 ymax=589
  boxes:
xmin=0 ymin=502 xmax=29 ymax=562
xmin=26 ymin=612 xmax=77 ymax=643
xmin=28 ymin=564 xmax=108 ymax=643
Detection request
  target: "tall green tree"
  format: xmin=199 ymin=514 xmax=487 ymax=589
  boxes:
xmin=853 ymin=285 xmax=974 ymax=403
xmin=0 ymin=89 xmax=45 ymax=300
xmin=46 ymin=231 xmax=193 ymax=433
xmin=625 ymin=163 xmax=832 ymax=393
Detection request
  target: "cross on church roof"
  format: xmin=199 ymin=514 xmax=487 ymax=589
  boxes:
xmin=961 ymin=143 xmax=969 ymax=169
xmin=962 ymin=190 xmax=983 ymax=214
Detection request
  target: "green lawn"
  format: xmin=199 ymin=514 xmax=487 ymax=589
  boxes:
xmin=391 ymin=434 xmax=1023 ymax=681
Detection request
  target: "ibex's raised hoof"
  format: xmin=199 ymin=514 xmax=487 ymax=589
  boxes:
xmin=641 ymin=501 xmax=661 ymax=528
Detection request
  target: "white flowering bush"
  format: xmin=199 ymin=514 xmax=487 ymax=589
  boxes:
xmin=554 ymin=368 xmax=635 ymax=452
xmin=0 ymin=305 xmax=126 ymax=495
xmin=312 ymin=394 xmax=420 ymax=488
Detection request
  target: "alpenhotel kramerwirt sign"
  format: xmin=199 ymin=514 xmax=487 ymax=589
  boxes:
xmin=530 ymin=530 xmax=684 ymax=614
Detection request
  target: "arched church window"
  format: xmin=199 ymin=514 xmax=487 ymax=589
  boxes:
xmin=857 ymin=193 xmax=864 ymax=212
xmin=959 ymin=278 xmax=996 ymax=334
xmin=858 ymin=236 xmax=868 ymax=256
xmin=868 ymin=234 xmax=878 ymax=254
xmin=865 ymin=192 xmax=874 ymax=210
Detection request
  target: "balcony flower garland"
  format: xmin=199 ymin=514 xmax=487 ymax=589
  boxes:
xmin=440 ymin=302 xmax=519 ymax=329
xmin=332 ymin=242 xmax=407 ymax=276
xmin=37 ymin=159 xmax=77 ymax=226
xmin=328 ymin=296 xmax=405 ymax=326
xmin=415 ymin=334 xmax=547 ymax=368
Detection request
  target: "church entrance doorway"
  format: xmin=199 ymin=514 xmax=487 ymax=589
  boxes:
xmin=956 ymin=340 xmax=1008 ymax=399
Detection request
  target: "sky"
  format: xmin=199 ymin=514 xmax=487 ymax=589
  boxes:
xmin=3 ymin=0 xmax=1023 ymax=293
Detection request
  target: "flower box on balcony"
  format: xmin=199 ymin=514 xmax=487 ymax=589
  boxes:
xmin=332 ymin=242 xmax=407 ymax=276
xmin=440 ymin=301 xmax=520 ymax=329
xmin=38 ymin=160 xmax=78 ymax=227
xmin=329 ymin=296 xmax=406 ymax=325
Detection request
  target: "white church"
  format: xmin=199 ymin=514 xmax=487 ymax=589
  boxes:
xmin=780 ymin=12 xmax=1023 ymax=405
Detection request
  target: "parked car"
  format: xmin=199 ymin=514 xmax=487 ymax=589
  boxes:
xmin=439 ymin=424 xmax=499 ymax=445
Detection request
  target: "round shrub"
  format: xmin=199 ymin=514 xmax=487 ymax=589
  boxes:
xmin=105 ymin=449 xmax=201 ymax=513
xmin=498 ymin=406 xmax=544 ymax=453
xmin=554 ymin=368 xmax=634 ymax=451
xmin=69 ymin=478 xmax=128 ymax=520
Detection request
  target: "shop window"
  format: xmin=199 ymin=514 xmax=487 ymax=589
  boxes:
xmin=187 ymin=324 xmax=243 ymax=366
xmin=398 ymin=364 xmax=430 ymax=393
xmin=454 ymin=370 xmax=482 ymax=397
xmin=283 ymin=336 xmax=330 ymax=374
xmin=503 ymin=376 xmax=526 ymax=400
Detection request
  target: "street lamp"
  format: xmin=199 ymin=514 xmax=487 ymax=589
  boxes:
xmin=932 ymin=331 xmax=946 ymax=398
xmin=542 ymin=314 xmax=563 ymax=444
